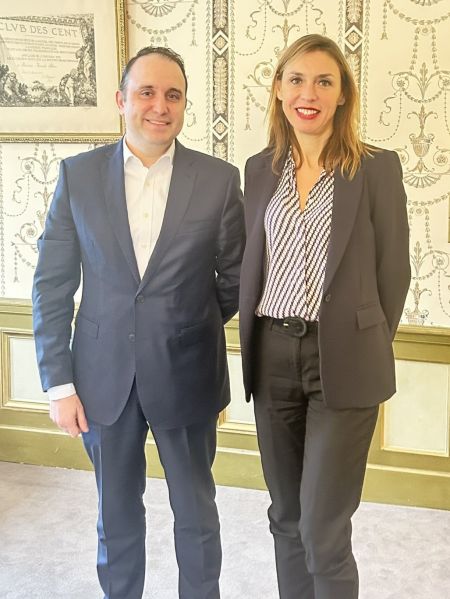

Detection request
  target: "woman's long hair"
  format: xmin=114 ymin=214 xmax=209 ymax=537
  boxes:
xmin=267 ymin=34 xmax=370 ymax=179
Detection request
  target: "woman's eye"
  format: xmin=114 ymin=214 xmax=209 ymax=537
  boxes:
xmin=319 ymin=79 xmax=331 ymax=86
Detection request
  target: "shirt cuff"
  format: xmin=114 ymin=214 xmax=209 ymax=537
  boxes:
xmin=47 ymin=383 xmax=76 ymax=401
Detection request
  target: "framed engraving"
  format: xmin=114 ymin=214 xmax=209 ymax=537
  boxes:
xmin=0 ymin=0 xmax=127 ymax=143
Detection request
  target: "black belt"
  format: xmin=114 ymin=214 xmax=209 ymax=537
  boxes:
xmin=261 ymin=316 xmax=318 ymax=338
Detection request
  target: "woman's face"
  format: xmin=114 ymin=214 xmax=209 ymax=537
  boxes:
xmin=276 ymin=50 xmax=345 ymax=144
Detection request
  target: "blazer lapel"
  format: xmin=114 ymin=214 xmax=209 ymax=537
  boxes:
xmin=323 ymin=166 xmax=364 ymax=293
xmin=245 ymin=154 xmax=280 ymax=300
xmin=138 ymin=140 xmax=196 ymax=291
xmin=251 ymin=158 xmax=280 ymax=237
xmin=101 ymin=140 xmax=140 ymax=285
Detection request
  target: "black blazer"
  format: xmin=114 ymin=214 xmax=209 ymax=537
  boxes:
xmin=239 ymin=147 xmax=411 ymax=409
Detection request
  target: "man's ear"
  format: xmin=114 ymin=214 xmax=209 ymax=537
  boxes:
xmin=116 ymin=89 xmax=125 ymax=114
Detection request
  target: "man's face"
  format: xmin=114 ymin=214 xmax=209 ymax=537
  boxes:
xmin=116 ymin=54 xmax=186 ymax=162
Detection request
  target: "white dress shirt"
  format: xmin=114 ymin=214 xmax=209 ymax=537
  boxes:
xmin=48 ymin=139 xmax=175 ymax=401
xmin=123 ymin=139 xmax=175 ymax=277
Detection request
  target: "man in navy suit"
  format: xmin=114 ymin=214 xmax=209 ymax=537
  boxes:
xmin=32 ymin=47 xmax=245 ymax=599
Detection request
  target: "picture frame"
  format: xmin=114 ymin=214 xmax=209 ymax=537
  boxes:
xmin=0 ymin=0 xmax=127 ymax=143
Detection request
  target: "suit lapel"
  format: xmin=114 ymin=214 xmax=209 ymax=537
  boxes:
xmin=323 ymin=166 xmax=364 ymax=293
xmin=101 ymin=140 xmax=140 ymax=285
xmin=138 ymin=140 xmax=196 ymax=291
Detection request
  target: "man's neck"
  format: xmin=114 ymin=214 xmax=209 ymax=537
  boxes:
xmin=124 ymin=137 xmax=173 ymax=168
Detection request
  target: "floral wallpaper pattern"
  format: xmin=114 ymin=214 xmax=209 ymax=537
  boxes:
xmin=1 ymin=0 xmax=450 ymax=327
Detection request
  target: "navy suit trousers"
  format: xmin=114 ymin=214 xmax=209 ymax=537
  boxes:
xmin=82 ymin=381 xmax=221 ymax=599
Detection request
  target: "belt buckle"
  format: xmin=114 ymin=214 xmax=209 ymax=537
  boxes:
xmin=282 ymin=317 xmax=308 ymax=337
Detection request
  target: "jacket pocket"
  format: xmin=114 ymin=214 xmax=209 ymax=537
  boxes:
xmin=75 ymin=314 xmax=99 ymax=338
xmin=178 ymin=320 xmax=210 ymax=347
xmin=356 ymin=302 xmax=386 ymax=330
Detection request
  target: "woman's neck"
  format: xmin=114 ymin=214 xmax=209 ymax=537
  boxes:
xmin=293 ymin=132 xmax=330 ymax=169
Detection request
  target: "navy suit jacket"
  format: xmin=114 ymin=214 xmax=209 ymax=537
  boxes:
xmin=239 ymin=148 xmax=411 ymax=408
xmin=33 ymin=139 xmax=245 ymax=428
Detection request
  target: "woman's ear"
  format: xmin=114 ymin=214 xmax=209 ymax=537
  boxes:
xmin=276 ymin=78 xmax=283 ymax=101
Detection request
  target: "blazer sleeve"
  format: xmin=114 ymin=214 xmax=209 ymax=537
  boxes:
xmin=368 ymin=150 xmax=411 ymax=338
xmin=32 ymin=159 xmax=81 ymax=391
xmin=215 ymin=165 xmax=245 ymax=323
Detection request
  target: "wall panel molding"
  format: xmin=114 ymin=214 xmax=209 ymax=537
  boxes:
xmin=2 ymin=300 xmax=447 ymax=508
xmin=1 ymin=328 xmax=48 ymax=412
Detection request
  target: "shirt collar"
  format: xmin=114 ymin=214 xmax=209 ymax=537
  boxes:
xmin=122 ymin=138 xmax=176 ymax=169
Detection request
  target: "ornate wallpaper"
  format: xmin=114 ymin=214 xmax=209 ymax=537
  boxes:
xmin=363 ymin=0 xmax=450 ymax=326
xmin=1 ymin=0 xmax=450 ymax=327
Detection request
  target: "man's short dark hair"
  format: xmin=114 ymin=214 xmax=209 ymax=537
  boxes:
xmin=119 ymin=46 xmax=188 ymax=96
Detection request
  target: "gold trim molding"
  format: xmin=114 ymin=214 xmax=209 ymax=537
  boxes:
xmin=394 ymin=324 xmax=450 ymax=364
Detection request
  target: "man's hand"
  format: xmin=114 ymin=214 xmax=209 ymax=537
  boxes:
xmin=49 ymin=394 xmax=89 ymax=437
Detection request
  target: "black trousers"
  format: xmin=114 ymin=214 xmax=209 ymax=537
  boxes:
xmin=253 ymin=316 xmax=379 ymax=599
xmin=82 ymin=381 xmax=221 ymax=599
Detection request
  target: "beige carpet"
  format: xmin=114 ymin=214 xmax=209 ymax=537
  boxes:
xmin=0 ymin=461 xmax=449 ymax=598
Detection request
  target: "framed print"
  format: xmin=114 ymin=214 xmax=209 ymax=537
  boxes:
xmin=0 ymin=0 xmax=127 ymax=143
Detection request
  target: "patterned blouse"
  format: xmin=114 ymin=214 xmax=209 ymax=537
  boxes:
xmin=256 ymin=151 xmax=334 ymax=321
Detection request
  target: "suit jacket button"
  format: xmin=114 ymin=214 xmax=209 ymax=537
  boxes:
xmin=136 ymin=294 xmax=144 ymax=303
xmin=324 ymin=294 xmax=331 ymax=303
xmin=129 ymin=333 xmax=135 ymax=342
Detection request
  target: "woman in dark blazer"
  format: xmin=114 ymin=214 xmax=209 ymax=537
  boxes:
xmin=239 ymin=34 xmax=410 ymax=599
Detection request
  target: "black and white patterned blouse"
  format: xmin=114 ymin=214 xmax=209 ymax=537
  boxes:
xmin=256 ymin=150 xmax=334 ymax=321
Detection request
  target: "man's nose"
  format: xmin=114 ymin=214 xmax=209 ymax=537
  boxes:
xmin=152 ymin=94 xmax=168 ymax=114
